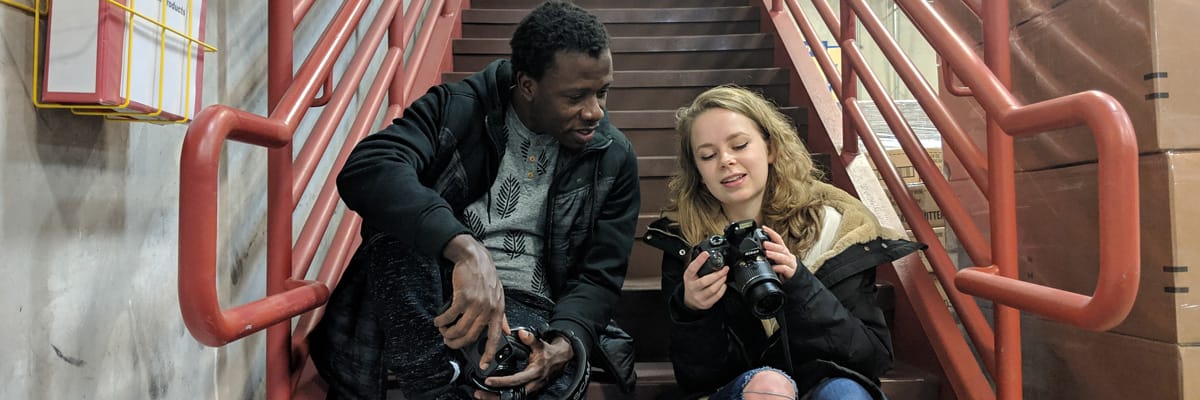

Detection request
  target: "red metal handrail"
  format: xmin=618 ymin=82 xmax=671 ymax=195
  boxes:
xmin=178 ymin=0 xmax=464 ymax=399
xmin=895 ymin=0 xmax=1140 ymax=331
xmin=764 ymin=0 xmax=1141 ymax=399
xmin=774 ymin=0 xmax=997 ymax=381
xmin=179 ymin=0 xmax=368 ymax=348
xmin=841 ymin=41 xmax=997 ymax=374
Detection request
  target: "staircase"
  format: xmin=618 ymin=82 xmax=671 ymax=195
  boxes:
xmin=451 ymin=1 xmax=938 ymax=398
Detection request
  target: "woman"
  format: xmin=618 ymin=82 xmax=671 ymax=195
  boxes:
xmin=643 ymin=86 xmax=922 ymax=399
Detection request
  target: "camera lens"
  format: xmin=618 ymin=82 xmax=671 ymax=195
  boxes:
xmin=748 ymin=284 xmax=784 ymax=318
xmin=733 ymin=258 xmax=785 ymax=318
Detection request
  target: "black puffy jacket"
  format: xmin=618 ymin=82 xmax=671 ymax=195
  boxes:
xmin=643 ymin=182 xmax=922 ymax=399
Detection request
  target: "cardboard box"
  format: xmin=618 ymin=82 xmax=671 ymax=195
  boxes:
xmin=890 ymin=182 xmax=945 ymax=229
xmin=1022 ymin=316 xmax=1200 ymax=400
xmin=871 ymin=147 xmax=944 ymax=185
xmin=936 ymin=0 xmax=1200 ymax=173
xmin=907 ymin=226 xmax=946 ymax=274
xmin=1014 ymin=151 xmax=1200 ymax=344
xmin=907 ymin=226 xmax=945 ymax=249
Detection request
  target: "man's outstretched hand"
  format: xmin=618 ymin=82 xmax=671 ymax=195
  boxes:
xmin=434 ymin=234 xmax=510 ymax=371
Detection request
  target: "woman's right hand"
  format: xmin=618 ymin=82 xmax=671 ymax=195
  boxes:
xmin=682 ymin=251 xmax=730 ymax=311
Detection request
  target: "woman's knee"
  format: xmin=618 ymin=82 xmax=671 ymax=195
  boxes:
xmin=742 ymin=369 xmax=798 ymax=399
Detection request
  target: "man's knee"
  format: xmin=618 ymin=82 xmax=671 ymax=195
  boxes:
xmin=742 ymin=369 xmax=797 ymax=399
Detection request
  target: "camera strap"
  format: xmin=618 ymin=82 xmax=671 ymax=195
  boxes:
xmin=542 ymin=328 xmax=590 ymax=400
xmin=776 ymin=310 xmax=796 ymax=377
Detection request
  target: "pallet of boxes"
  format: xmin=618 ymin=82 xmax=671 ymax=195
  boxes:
xmin=932 ymin=0 xmax=1199 ymax=398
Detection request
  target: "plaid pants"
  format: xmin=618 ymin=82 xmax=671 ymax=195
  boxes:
xmin=310 ymin=235 xmax=575 ymax=400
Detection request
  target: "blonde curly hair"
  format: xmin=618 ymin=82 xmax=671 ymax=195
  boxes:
xmin=664 ymin=85 xmax=826 ymax=255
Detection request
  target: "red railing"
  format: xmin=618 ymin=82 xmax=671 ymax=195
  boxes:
xmin=764 ymin=0 xmax=1140 ymax=399
xmin=177 ymin=0 xmax=464 ymax=399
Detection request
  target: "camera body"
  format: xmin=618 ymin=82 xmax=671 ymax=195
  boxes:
xmin=693 ymin=219 xmax=786 ymax=318
xmin=440 ymin=302 xmax=534 ymax=398
xmin=454 ymin=327 xmax=534 ymax=398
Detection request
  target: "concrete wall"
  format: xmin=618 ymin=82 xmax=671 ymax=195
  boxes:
xmin=0 ymin=0 xmax=393 ymax=398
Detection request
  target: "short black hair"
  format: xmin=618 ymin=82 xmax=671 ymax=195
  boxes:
xmin=509 ymin=1 xmax=610 ymax=80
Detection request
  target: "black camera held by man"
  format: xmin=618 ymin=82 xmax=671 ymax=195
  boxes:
xmin=693 ymin=219 xmax=786 ymax=319
xmin=440 ymin=301 xmax=534 ymax=399
xmin=451 ymin=326 xmax=534 ymax=399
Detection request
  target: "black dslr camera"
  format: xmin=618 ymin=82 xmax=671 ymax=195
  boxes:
xmin=453 ymin=327 xmax=534 ymax=399
xmin=440 ymin=303 xmax=534 ymax=399
xmin=693 ymin=219 xmax=786 ymax=319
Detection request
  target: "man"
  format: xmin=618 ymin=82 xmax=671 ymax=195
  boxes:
xmin=311 ymin=2 xmax=639 ymax=399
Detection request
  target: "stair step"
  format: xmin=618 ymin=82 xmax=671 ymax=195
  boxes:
xmin=881 ymin=362 xmax=940 ymax=400
xmin=587 ymin=362 xmax=677 ymax=399
xmin=463 ymin=7 xmax=760 ymax=38
xmin=444 ymin=68 xmax=790 ymax=111
xmin=452 ymin=34 xmax=776 ymax=71
xmin=613 ymin=278 xmax=672 ymax=361
xmin=470 ymin=0 xmax=747 ymax=9
xmin=631 ymin=216 xmax=666 ymax=282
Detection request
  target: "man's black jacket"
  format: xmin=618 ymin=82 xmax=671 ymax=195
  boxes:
xmin=335 ymin=59 xmax=640 ymax=365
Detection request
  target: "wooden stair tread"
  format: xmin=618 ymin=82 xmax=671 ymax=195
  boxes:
xmin=444 ymin=68 xmax=789 ymax=87
xmin=623 ymin=276 xmax=661 ymax=291
xmin=610 ymin=107 xmax=807 ymax=129
xmin=463 ymin=7 xmax=759 ymax=24
xmin=454 ymin=34 xmax=774 ymax=54
xmin=470 ymin=0 xmax=746 ymax=8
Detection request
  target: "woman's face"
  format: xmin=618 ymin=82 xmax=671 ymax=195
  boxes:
xmin=689 ymin=108 xmax=774 ymax=215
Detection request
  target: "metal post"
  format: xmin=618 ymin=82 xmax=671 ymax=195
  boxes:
xmin=267 ymin=0 xmax=295 ymax=399
xmin=840 ymin=0 xmax=858 ymax=156
xmin=389 ymin=1 xmax=406 ymax=107
xmin=983 ymin=1 xmax=1020 ymax=399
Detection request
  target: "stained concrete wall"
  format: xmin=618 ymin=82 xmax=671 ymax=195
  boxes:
xmin=0 ymin=1 xmax=394 ymax=398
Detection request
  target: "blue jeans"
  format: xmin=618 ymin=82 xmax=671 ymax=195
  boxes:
xmin=708 ymin=368 xmax=872 ymax=400
xmin=806 ymin=377 xmax=872 ymax=400
xmin=709 ymin=367 xmax=798 ymax=399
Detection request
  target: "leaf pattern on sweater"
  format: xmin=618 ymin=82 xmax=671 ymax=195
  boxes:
xmin=495 ymin=176 xmax=521 ymax=219
xmin=462 ymin=209 xmax=485 ymax=237
xmin=503 ymin=231 xmax=527 ymax=260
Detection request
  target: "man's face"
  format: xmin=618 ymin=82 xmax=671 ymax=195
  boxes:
xmin=519 ymin=49 xmax=614 ymax=150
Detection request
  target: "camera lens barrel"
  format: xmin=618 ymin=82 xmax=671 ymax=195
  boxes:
xmin=732 ymin=258 xmax=785 ymax=319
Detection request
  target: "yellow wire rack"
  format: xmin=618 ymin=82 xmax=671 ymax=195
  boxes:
xmin=31 ymin=0 xmax=217 ymax=124
xmin=0 ymin=0 xmax=44 ymax=15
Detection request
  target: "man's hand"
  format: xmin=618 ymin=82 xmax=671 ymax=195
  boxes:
xmin=433 ymin=234 xmax=510 ymax=370
xmin=476 ymin=330 xmax=574 ymax=398
xmin=682 ymin=251 xmax=729 ymax=311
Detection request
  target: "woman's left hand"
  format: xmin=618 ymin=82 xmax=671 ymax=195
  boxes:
xmin=761 ymin=226 xmax=799 ymax=282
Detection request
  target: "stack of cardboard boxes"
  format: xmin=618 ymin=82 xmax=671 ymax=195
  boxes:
xmin=870 ymin=147 xmax=948 ymax=254
xmin=935 ymin=0 xmax=1199 ymax=398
